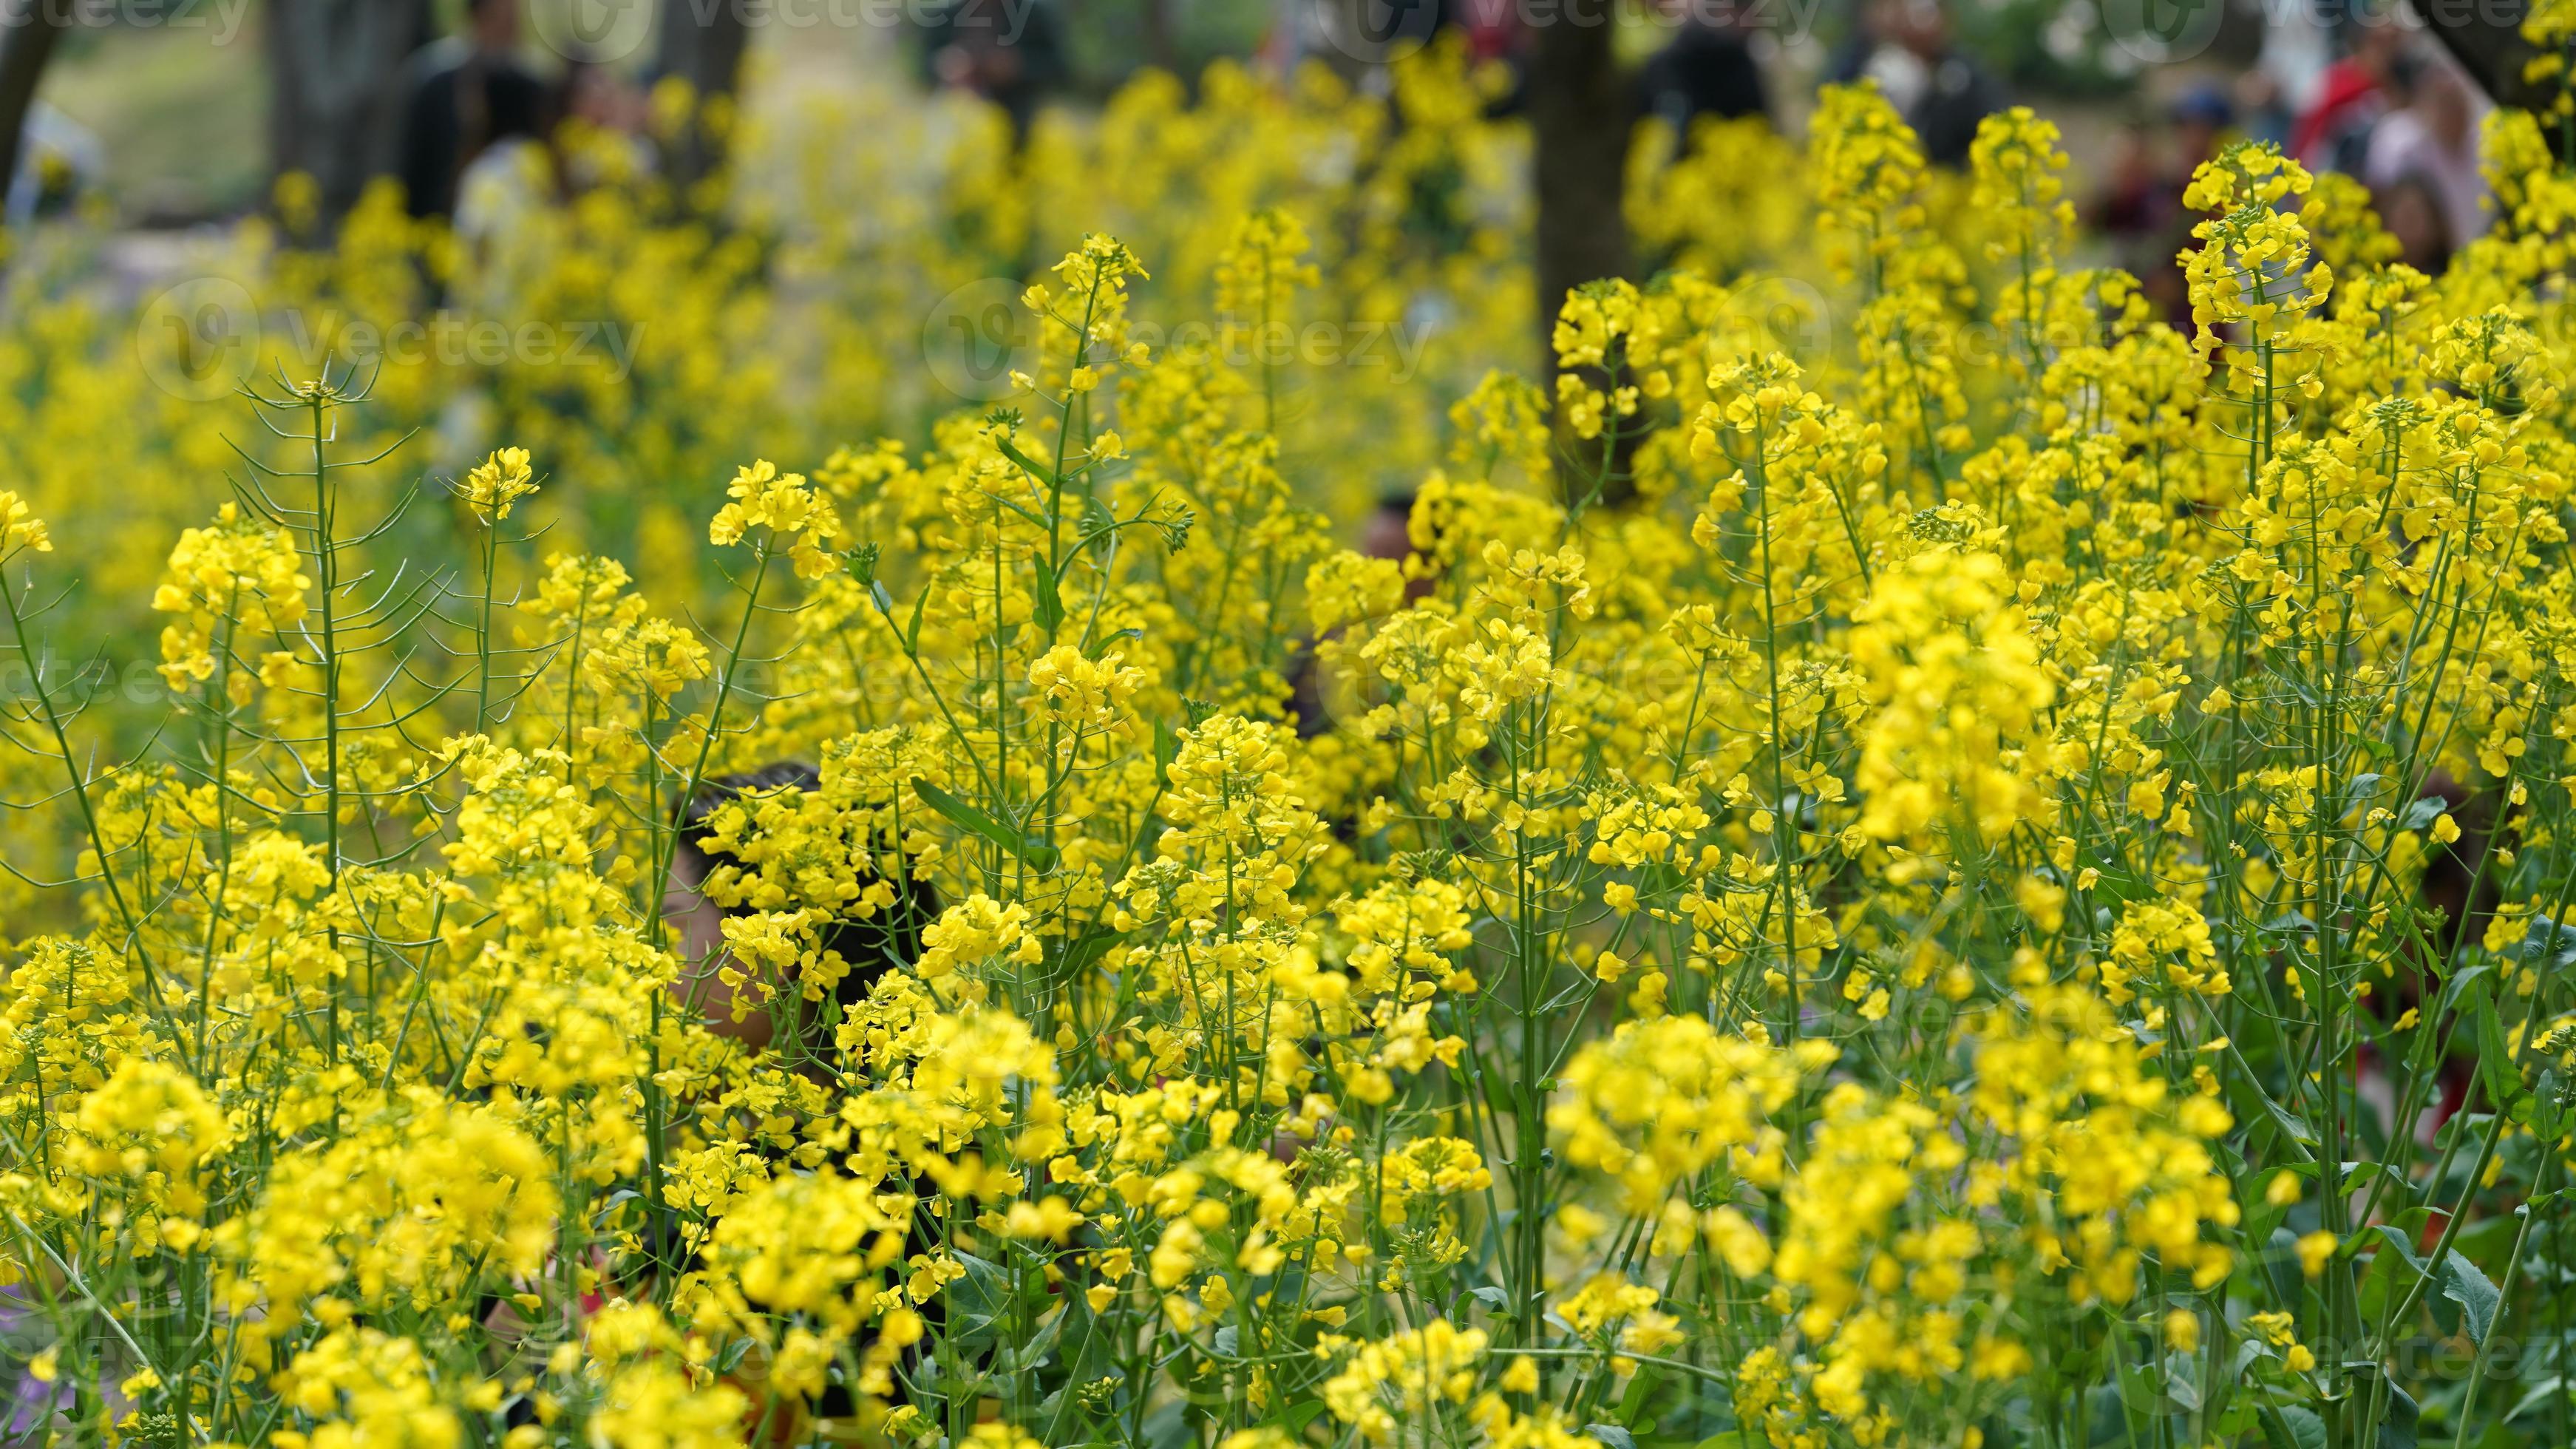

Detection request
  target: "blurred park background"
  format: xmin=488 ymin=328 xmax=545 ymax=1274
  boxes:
xmin=0 ymin=0 xmax=2536 ymax=321
xmin=0 ymin=0 xmax=2541 ymax=690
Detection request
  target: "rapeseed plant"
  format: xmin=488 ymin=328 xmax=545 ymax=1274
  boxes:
xmin=0 ymin=41 xmax=2573 ymax=1449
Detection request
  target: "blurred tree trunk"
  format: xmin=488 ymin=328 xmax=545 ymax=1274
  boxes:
xmin=0 ymin=0 xmax=69 ymax=219
xmin=266 ymin=0 xmax=435 ymax=225
xmin=1525 ymin=8 xmax=1631 ymax=497
xmin=1142 ymin=0 xmax=1178 ymax=77
xmin=656 ymin=0 xmax=753 ymax=194
xmin=1526 ymin=15 xmax=1629 ymax=352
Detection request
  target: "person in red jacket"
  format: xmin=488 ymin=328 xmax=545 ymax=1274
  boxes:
xmin=2288 ymin=20 xmax=2409 ymax=174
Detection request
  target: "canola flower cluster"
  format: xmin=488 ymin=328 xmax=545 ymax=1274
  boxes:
xmin=1 ymin=41 xmax=2575 ymax=1449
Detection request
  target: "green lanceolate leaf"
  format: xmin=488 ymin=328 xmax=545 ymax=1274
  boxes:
xmin=914 ymin=777 xmax=1058 ymax=870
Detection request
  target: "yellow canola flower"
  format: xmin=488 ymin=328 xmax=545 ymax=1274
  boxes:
xmin=457 ymin=446 xmax=539 ymax=523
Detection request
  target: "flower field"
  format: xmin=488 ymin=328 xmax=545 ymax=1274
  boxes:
xmin=4 ymin=38 xmax=2576 ymax=1449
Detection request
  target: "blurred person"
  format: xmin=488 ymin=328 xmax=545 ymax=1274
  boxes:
xmin=2169 ymin=81 xmax=2232 ymax=177
xmin=2094 ymin=119 xmax=2169 ymax=240
xmin=2241 ymin=0 xmax=2332 ymax=162
xmin=2234 ymin=68 xmax=2291 ymax=152
xmin=2288 ymin=18 xmax=2407 ymax=174
xmin=2365 ymin=52 xmax=2487 ymax=251
xmin=664 ymin=764 xmax=939 ymax=1063
xmin=450 ymin=68 xmax=557 ymax=312
xmin=1452 ymin=0 xmax=1526 ymax=65
xmin=1826 ymin=0 xmax=2004 ymax=168
xmin=1271 ymin=0 xmax=1526 ymax=101
xmin=2375 ymin=171 xmax=2455 ymax=274
xmin=397 ymin=0 xmax=548 ymax=221
xmin=2093 ymin=84 xmax=2230 ymax=329
xmin=2096 ymin=121 xmax=2189 ymax=327
xmin=1639 ymin=0 xmax=1773 ymax=137
xmin=1290 ymin=491 xmax=1427 ymax=741
xmin=555 ymin=61 xmax=658 ymax=196
xmin=568 ymin=764 xmax=941 ymax=1435
xmin=1 ymin=102 xmax=98 ymax=231
xmin=920 ymin=0 xmax=1069 ymax=146
xmin=565 ymin=60 xmax=652 ymax=140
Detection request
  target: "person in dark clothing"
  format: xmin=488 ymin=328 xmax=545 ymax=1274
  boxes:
xmin=920 ymin=0 xmax=1069 ymax=145
xmin=1289 ymin=492 xmax=1433 ymax=743
xmin=1639 ymin=10 xmax=1772 ymax=136
xmin=1825 ymin=0 xmax=2005 ymax=169
xmin=2376 ymin=170 xmax=2456 ymax=276
xmin=2094 ymin=84 xmax=2232 ymax=330
xmin=397 ymin=0 xmax=551 ymax=220
xmin=665 ymin=763 xmax=940 ymax=1068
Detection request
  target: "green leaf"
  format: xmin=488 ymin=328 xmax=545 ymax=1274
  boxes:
xmin=2399 ymin=795 xmax=2450 ymax=831
xmin=993 ymin=435 xmax=1058 ymax=486
xmin=2475 ymin=988 xmax=2527 ymax=1113
xmin=2380 ymin=1382 xmax=2422 ymax=1449
xmin=1585 ymin=1428 xmax=1635 ymax=1449
xmin=2519 ymin=914 xmax=2576 ymax=973
xmin=2079 ymin=862 xmax=2153 ymax=904
xmin=2362 ymin=1222 xmax=2430 ymax=1324
xmin=903 ymin=581 xmax=930 ymax=656
xmin=941 ymin=1248 xmax=1013 ymax=1353
xmin=2260 ymin=1406 xmax=2328 ymax=1449
xmin=913 ymin=778 xmax=1057 ymax=870
xmin=2160 ymin=1353 xmax=2203 ymax=1411
xmin=2505 ymin=1374 xmax=2569 ymax=1426
xmin=2440 ymin=1249 xmax=2504 ymax=1345
xmin=2434 ymin=961 xmax=2491 ymax=1016
xmin=1032 ymin=555 xmax=1064 ymax=634
xmin=2262 ymin=1227 xmax=2308 ymax=1307
xmin=2371 ymin=1222 xmax=2427 ymax=1272
xmin=1087 ymin=626 xmax=1143 ymax=659
xmin=2533 ymin=1072 xmax=2569 ymax=1140
xmin=1002 ymin=1301 xmax=1070 ymax=1373
xmin=2255 ymin=1088 xmax=2320 ymax=1149
xmin=1051 ymin=926 xmax=1126 ymax=984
